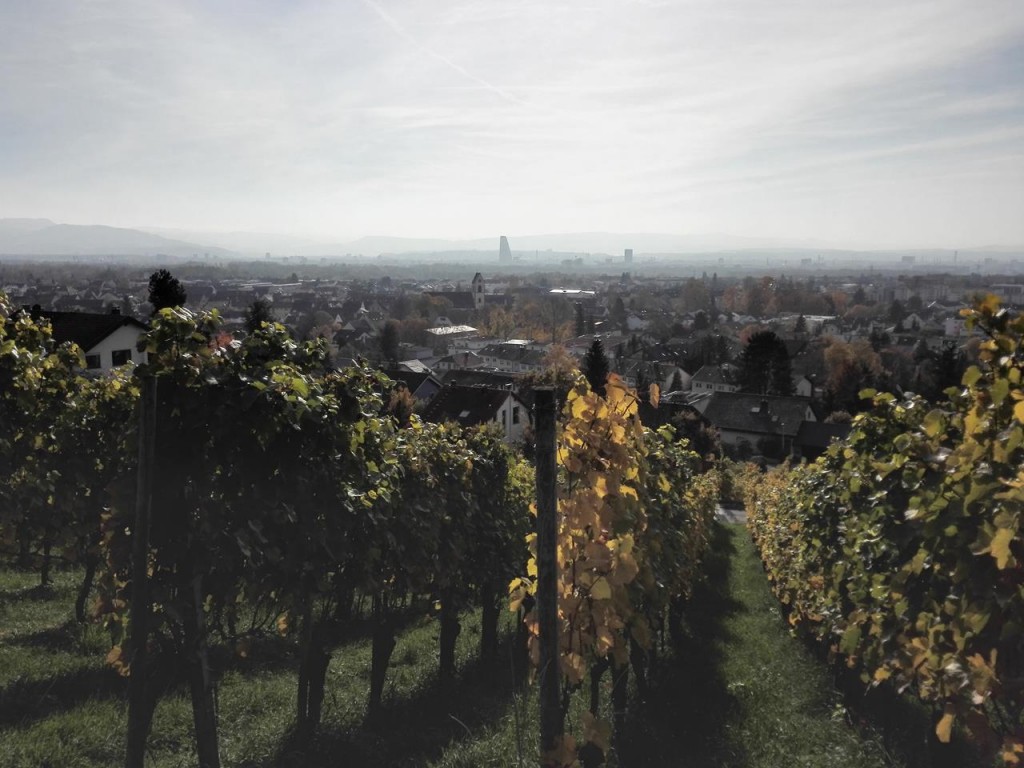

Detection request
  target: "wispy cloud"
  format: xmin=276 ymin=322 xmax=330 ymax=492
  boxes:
xmin=0 ymin=0 xmax=1021 ymax=245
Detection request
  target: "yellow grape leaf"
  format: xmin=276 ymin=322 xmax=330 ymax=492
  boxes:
xmin=544 ymin=733 xmax=579 ymax=768
xmin=991 ymin=526 xmax=1015 ymax=570
xmin=595 ymin=624 xmax=615 ymax=654
xmin=922 ymin=409 xmax=944 ymax=438
xmin=617 ymin=533 xmax=635 ymax=555
xmin=649 ymin=383 xmax=660 ymax=408
xmin=610 ymin=551 xmax=639 ymax=585
xmin=992 ymin=377 xmax=1010 ymax=407
xmin=106 ymin=645 xmax=130 ymax=676
xmin=570 ymin=393 xmax=589 ymax=419
xmin=563 ymin=652 xmax=586 ymax=685
xmin=276 ymin=612 xmax=290 ymax=635
xmin=936 ymin=705 xmax=955 ymax=744
xmin=606 ymin=376 xmax=627 ymax=405
xmin=590 ymin=576 xmax=612 ymax=600
xmin=658 ymin=473 xmax=671 ymax=493
xmin=873 ymin=667 xmax=891 ymax=683
xmin=979 ymin=293 xmax=1001 ymax=315
xmin=1014 ymin=400 xmax=1024 ymax=425
xmin=582 ymin=711 xmax=612 ymax=753
xmin=584 ymin=541 xmax=612 ymax=568
xmin=1001 ymin=738 xmax=1024 ymax=765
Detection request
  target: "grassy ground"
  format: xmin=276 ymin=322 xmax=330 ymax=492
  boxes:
xmin=0 ymin=526 xmax=984 ymax=767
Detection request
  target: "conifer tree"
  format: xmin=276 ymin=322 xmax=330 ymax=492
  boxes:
xmin=148 ymin=269 xmax=187 ymax=314
xmin=582 ymin=338 xmax=610 ymax=397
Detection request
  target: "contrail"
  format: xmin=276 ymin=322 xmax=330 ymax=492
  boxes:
xmin=357 ymin=0 xmax=532 ymax=108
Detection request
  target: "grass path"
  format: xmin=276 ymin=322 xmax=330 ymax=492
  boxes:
xmin=614 ymin=522 xmax=894 ymax=768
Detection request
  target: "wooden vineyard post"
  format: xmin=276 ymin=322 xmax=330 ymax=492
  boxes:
xmin=534 ymin=388 xmax=563 ymax=765
xmin=125 ymin=376 xmax=157 ymax=768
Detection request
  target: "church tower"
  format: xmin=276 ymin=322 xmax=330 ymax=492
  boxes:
xmin=472 ymin=272 xmax=485 ymax=310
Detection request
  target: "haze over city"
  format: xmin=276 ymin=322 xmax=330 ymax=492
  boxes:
xmin=1 ymin=0 xmax=1022 ymax=251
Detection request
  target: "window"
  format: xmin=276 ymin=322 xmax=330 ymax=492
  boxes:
xmin=111 ymin=349 xmax=132 ymax=366
xmin=512 ymin=406 xmax=520 ymax=425
xmin=84 ymin=354 xmax=101 ymax=369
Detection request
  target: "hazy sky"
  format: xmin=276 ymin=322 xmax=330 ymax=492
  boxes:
xmin=1 ymin=0 xmax=1022 ymax=247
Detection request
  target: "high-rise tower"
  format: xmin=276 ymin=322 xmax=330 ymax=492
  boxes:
xmin=499 ymin=235 xmax=513 ymax=263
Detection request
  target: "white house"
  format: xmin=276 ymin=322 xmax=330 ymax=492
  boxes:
xmin=420 ymin=384 xmax=530 ymax=444
xmin=36 ymin=309 xmax=149 ymax=372
xmin=691 ymin=364 xmax=739 ymax=394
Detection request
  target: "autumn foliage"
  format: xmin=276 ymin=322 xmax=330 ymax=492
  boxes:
xmin=747 ymin=296 xmax=1024 ymax=764
xmin=511 ymin=375 xmax=719 ymax=765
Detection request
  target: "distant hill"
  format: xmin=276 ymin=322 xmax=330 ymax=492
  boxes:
xmin=133 ymin=229 xmax=847 ymax=257
xmin=0 ymin=219 xmax=238 ymax=258
xmin=139 ymin=227 xmax=326 ymax=257
xmin=0 ymin=218 xmax=56 ymax=233
xmin=3 ymin=219 xmax=1021 ymax=261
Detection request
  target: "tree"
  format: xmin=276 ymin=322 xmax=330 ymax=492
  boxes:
xmin=869 ymin=327 xmax=891 ymax=352
xmin=389 ymin=292 xmax=411 ymax=321
xmin=744 ymin=279 xmax=768 ymax=317
xmin=793 ymin=314 xmax=807 ymax=334
xmin=574 ymin=302 xmax=586 ymax=338
xmin=610 ymin=297 xmax=627 ymax=331
xmin=582 ymin=339 xmax=610 ymax=397
xmin=737 ymin=330 xmax=793 ymax=396
xmin=148 ymin=269 xmax=187 ymax=314
xmin=668 ymin=369 xmax=685 ymax=392
xmin=244 ymin=298 xmax=274 ymax=334
xmin=379 ymin=320 xmax=400 ymax=363
xmin=713 ymin=335 xmax=730 ymax=364
xmin=888 ymin=299 xmax=905 ymax=324
xmin=670 ymin=409 xmax=721 ymax=465
xmin=522 ymin=344 xmax=579 ymax=406
xmin=681 ymin=278 xmax=710 ymax=313
xmin=822 ymin=338 xmax=883 ymax=413
xmin=482 ymin=307 xmax=516 ymax=339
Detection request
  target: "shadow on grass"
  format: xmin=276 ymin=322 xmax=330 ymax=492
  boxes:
xmin=214 ymin=601 xmax=433 ymax=681
xmin=262 ymin=634 xmax=522 ymax=768
xmin=832 ymin=663 xmax=988 ymax=768
xmin=0 ymin=583 xmax=59 ymax=608
xmin=616 ymin=522 xmax=749 ymax=768
xmin=0 ymin=665 xmax=126 ymax=728
xmin=4 ymin=618 xmax=88 ymax=654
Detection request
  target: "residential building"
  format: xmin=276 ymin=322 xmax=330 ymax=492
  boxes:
xmin=30 ymin=308 xmax=148 ymax=372
xmin=420 ymin=384 xmax=530 ymax=443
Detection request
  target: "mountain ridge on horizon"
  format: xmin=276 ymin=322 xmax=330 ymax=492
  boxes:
xmin=0 ymin=218 xmax=1021 ymax=259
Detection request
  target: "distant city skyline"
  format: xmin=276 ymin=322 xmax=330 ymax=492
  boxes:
xmin=1 ymin=1 xmax=1022 ymax=249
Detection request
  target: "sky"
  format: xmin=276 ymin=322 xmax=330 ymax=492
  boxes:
xmin=1 ymin=0 xmax=1022 ymax=248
